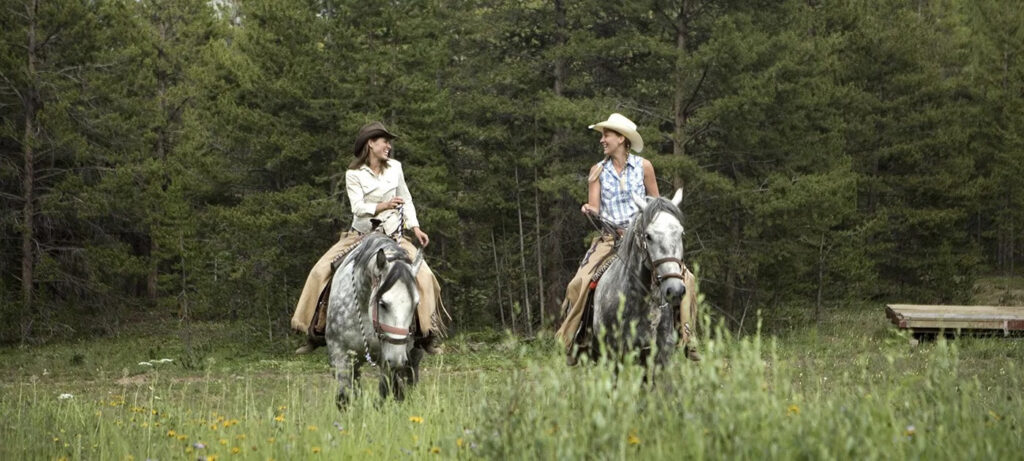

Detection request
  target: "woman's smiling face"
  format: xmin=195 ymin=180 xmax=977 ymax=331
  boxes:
xmin=600 ymin=129 xmax=627 ymax=155
xmin=367 ymin=137 xmax=392 ymax=161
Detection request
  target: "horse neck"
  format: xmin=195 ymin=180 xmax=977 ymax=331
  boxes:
xmin=613 ymin=230 xmax=653 ymax=307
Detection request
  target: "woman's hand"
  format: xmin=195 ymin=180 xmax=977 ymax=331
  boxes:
xmin=375 ymin=196 xmax=405 ymax=214
xmin=412 ymin=227 xmax=430 ymax=248
xmin=581 ymin=203 xmax=597 ymax=215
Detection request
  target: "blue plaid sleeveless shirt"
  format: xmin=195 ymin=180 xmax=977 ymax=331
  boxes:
xmin=598 ymin=154 xmax=646 ymax=228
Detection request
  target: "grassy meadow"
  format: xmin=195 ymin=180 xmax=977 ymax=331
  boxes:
xmin=2 ymin=304 xmax=1022 ymax=460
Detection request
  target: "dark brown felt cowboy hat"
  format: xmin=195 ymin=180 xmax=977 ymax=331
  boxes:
xmin=353 ymin=121 xmax=398 ymax=156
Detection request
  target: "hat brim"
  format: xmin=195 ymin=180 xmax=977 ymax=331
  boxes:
xmin=589 ymin=122 xmax=644 ymax=153
xmin=353 ymin=129 xmax=398 ymax=156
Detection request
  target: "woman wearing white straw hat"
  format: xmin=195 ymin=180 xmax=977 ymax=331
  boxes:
xmin=291 ymin=121 xmax=445 ymax=355
xmin=556 ymin=113 xmax=699 ymax=365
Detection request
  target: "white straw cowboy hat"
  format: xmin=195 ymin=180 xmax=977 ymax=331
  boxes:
xmin=589 ymin=113 xmax=644 ymax=153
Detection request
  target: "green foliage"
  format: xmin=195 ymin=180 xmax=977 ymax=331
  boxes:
xmin=2 ymin=0 xmax=1022 ymax=341
xmin=1 ymin=308 xmax=1022 ymax=459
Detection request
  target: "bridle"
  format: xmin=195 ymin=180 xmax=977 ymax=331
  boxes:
xmin=356 ymin=204 xmax=415 ymax=366
xmin=368 ymin=264 xmax=415 ymax=345
xmin=632 ymin=214 xmax=686 ymax=288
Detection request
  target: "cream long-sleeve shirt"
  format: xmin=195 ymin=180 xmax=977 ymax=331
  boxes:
xmin=345 ymin=160 xmax=420 ymax=234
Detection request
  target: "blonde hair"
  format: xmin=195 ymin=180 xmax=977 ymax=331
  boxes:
xmin=587 ymin=130 xmax=631 ymax=182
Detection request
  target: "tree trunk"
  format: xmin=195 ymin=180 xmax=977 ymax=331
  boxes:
xmin=491 ymin=229 xmax=507 ymax=329
xmin=534 ymin=167 xmax=545 ymax=328
xmin=815 ymin=234 xmax=825 ymax=325
xmin=20 ymin=0 xmax=41 ymax=341
xmin=671 ymin=1 xmax=690 ymax=190
xmin=553 ymin=0 xmax=566 ymax=97
xmin=515 ymin=167 xmax=533 ymax=335
xmin=724 ymin=209 xmax=740 ymax=316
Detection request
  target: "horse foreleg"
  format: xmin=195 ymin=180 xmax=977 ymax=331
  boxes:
xmin=330 ymin=348 xmax=359 ymax=410
xmin=654 ymin=304 xmax=678 ymax=368
xmin=377 ymin=365 xmax=408 ymax=402
xmin=407 ymin=346 xmax=423 ymax=385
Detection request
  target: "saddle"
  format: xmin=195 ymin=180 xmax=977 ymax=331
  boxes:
xmin=569 ymin=255 xmax=618 ymax=349
xmin=306 ymin=236 xmax=369 ymax=346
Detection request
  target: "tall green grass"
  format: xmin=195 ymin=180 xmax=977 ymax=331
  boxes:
xmin=2 ymin=313 xmax=1022 ymax=460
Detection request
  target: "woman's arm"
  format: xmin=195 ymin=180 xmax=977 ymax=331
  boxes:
xmin=642 ymin=159 xmax=659 ymax=197
xmin=395 ymin=162 xmax=420 ymax=229
xmin=582 ymin=163 xmax=602 ymax=214
xmin=395 ymin=163 xmax=429 ymax=247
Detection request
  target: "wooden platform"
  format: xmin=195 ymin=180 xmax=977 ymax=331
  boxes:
xmin=886 ymin=304 xmax=1024 ymax=335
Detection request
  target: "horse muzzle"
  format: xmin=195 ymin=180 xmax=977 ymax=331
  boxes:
xmin=660 ymin=278 xmax=686 ymax=304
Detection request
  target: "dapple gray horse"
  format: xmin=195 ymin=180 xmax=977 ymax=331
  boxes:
xmin=591 ymin=189 xmax=687 ymax=367
xmin=326 ymin=233 xmax=424 ymax=409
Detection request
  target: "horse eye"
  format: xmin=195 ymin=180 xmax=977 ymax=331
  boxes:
xmin=645 ymin=233 xmax=653 ymax=241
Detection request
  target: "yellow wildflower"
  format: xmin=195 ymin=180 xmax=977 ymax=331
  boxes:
xmin=430 ymin=446 xmax=441 ymax=454
xmin=274 ymin=414 xmax=285 ymax=422
xmin=409 ymin=416 xmax=424 ymax=424
xmin=787 ymin=404 xmax=800 ymax=416
xmin=231 ymin=446 xmax=241 ymax=454
xmin=307 ymin=425 xmax=319 ymax=432
xmin=266 ymin=437 xmax=276 ymax=444
xmin=456 ymin=438 xmax=465 ymax=449
xmin=219 ymin=438 xmax=228 ymax=446
xmin=312 ymin=446 xmax=322 ymax=454
xmin=178 ymin=435 xmax=187 ymax=441
xmin=167 ymin=430 xmax=176 ymax=437
xmin=627 ymin=431 xmax=641 ymax=446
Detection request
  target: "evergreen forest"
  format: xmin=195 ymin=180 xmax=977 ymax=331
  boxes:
xmin=2 ymin=0 xmax=1022 ymax=344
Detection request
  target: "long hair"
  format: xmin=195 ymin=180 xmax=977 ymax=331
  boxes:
xmin=348 ymin=139 xmax=391 ymax=170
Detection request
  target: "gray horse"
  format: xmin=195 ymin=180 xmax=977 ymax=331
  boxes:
xmin=326 ymin=232 xmax=424 ymax=409
xmin=591 ymin=189 xmax=687 ymax=367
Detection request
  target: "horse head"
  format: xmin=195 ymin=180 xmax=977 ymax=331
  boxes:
xmin=367 ymin=243 xmax=423 ymax=370
xmin=631 ymin=188 xmax=687 ymax=306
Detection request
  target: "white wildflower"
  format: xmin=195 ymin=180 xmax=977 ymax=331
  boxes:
xmin=138 ymin=362 xmax=153 ymax=366
xmin=58 ymin=393 xmax=73 ymax=400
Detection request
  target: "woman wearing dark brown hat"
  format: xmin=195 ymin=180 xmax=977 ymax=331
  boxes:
xmin=291 ymin=121 xmax=445 ymax=354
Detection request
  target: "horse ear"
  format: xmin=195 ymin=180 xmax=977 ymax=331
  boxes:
xmin=670 ymin=188 xmax=683 ymax=207
xmin=411 ymin=249 xmax=425 ymax=276
xmin=631 ymin=192 xmax=648 ymax=210
xmin=376 ymin=248 xmax=387 ymax=270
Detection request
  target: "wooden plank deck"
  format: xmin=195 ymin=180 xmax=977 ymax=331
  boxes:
xmin=886 ymin=304 xmax=1024 ymax=335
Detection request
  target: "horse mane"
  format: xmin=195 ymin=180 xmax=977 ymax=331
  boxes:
xmin=344 ymin=232 xmax=417 ymax=306
xmin=616 ymin=197 xmax=684 ymax=305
